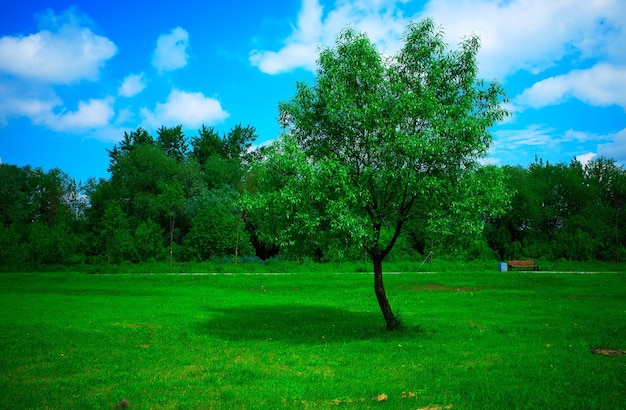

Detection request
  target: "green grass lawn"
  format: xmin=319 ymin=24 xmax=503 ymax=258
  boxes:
xmin=1 ymin=268 xmax=625 ymax=409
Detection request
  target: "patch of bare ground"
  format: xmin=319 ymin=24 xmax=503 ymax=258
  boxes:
xmin=590 ymin=348 xmax=626 ymax=357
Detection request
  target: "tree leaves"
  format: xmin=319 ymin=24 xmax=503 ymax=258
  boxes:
xmin=261 ymin=18 xmax=509 ymax=263
xmin=250 ymin=18 xmax=510 ymax=329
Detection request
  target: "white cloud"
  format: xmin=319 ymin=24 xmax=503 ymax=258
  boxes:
xmin=420 ymin=0 xmax=626 ymax=80
xmin=515 ymin=63 xmax=626 ymax=110
xmin=152 ymin=27 xmax=190 ymax=73
xmin=494 ymin=126 xmax=606 ymax=153
xmin=118 ymin=73 xmax=147 ymax=97
xmin=0 ymin=80 xmax=61 ymax=126
xmin=576 ymin=152 xmax=597 ymax=166
xmin=0 ymin=8 xmax=116 ymax=84
xmin=41 ymin=97 xmax=115 ymax=131
xmin=0 ymin=77 xmax=121 ymax=139
xmin=489 ymin=125 xmax=625 ymax=166
xmin=0 ymin=7 xmax=120 ymax=139
xmin=489 ymin=125 xmax=580 ymax=165
xmin=563 ymin=129 xmax=596 ymax=144
xmin=493 ymin=125 xmax=556 ymax=152
xmin=250 ymin=0 xmax=408 ymax=74
xmin=0 ymin=78 xmax=116 ymax=133
xmin=114 ymin=107 xmax=135 ymax=125
xmin=250 ymin=0 xmax=323 ymax=74
xmin=140 ymin=89 xmax=229 ymax=129
xmin=597 ymin=128 xmax=626 ymax=164
xmin=250 ymin=43 xmax=318 ymax=75
xmin=251 ymin=0 xmax=625 ymax=81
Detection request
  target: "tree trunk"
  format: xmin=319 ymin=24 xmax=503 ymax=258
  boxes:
xmin=616 ymin=208 xmax=620 ymax=264
xmin=235 ymin=211 xmax=242 ymax=266
xmin=372 ymin=254 xmax=401 ymax=330
xmin=169 ymin=215 xmax=174 ymax=268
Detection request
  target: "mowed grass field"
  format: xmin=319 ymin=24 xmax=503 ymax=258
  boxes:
xmin=0 ymin=268 xmax=625 ymax=409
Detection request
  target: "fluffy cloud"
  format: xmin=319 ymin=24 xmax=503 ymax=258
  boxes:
xmin=250 ymin=0 xmax=324 ymax=74
xmin=250 ymin=43 xmax=318 ymax=75
xmin=140 ymin=89 xmax=229 ymax=129
xmin=514 ymin=63 xmax=626 ymax=111
xmin=250 ymin=0 xmax=625 ymax=80
xmin=41 ymin=98 xmax=115 ymax=131
xmin=0 ymin=81 xmax=60 ymax=126
xmin=118 ymin=73 xmax=147 ymax=97
xmin=152 ymin=27 xmax=190 ymax=73
xmin=0 ymin=77 xmax=115 ymax=133
xmin=0 ymin=7 xmax=119 ymax=139
xmin=420 ymin=0 xmax=625 ymax=80
xmin=575 ymin=152 xmax=597 ymax=166
xmin=250 ymin=0 xmax=407 ymax=74
xmin=0 ymin=7 xmax=116 ymax=84
xmin=598 ymin=128 xmax=626 ymax=165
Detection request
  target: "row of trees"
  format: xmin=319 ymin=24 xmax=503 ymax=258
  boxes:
xmin=2 ymin=134 xmax=623 ymax=270
xmin=0 ymin=124 xmax=259 ymax=269
xmin=0 ymin=141 xmax=626 ymax=269
xmin=488 ymin=157 xmax=625 ymax=263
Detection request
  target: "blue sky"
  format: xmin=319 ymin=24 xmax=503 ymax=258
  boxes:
xmin=1 ymin=0 xmax=625 ymax=182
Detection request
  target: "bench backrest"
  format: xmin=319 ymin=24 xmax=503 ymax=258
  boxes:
xmin=508 ymin=260 xmax=536 ymax=265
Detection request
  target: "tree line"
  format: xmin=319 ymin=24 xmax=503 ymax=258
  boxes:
xmin=0 ymin=124 xmax=258 ymax=269
xmin=1 ymin=128 xmax=623 ymax=271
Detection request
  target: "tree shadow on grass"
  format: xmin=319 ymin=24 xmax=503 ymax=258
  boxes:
xmin=199 ymin=304 xmax=424 ymax=344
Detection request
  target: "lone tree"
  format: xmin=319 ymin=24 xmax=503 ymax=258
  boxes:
xmin=250 ymin=19 xmax=508 ymax=330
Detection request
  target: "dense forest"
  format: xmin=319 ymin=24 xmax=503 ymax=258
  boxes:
xmin=1 ymin=123 xmax=624 ymax=271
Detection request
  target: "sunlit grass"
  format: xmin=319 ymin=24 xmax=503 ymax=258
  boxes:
xmin=1 ymin=268 xmax=624 ymax=408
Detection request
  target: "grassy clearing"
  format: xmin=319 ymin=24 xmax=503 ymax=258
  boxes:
xmin=1 ymin=269 xmax=625 ymax=409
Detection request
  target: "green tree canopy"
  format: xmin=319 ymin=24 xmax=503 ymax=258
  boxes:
xmin=249 ymin=19 xmax=509 ymax=330
xmin=585 ymin=157 xmax=626 ymax=262
xmin=157 ymin=125 xmax=188 ymax=161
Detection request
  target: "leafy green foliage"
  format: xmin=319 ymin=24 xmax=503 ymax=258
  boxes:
xmin=79 ymin=124 xmax=257 ymax=266
xmin=0 ymin=164 xmax=33 ymax=226
xmin=134 ymin=219 xmax=164 ymax=261
xmin=485 ymin=157 xmax=626 ymax=262
xmin=157 ymin=124 xmax=188 ymax=160
xmin=0 ymin=164 xmax=87 ymax=269
xmin=264 ymin=20 xmax=509 ymax=258
xmin=185 ymin=187 xmax=253 ymax=261
xmin=1 ymin=134 xmax=624 ymax=271
xmin=102 ymin=201 xmax=136 ymax=264
xmin=249 ymin=19 xmax=509 ymax=329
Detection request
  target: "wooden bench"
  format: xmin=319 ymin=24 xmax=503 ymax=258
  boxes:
xmin=508 ymin=260 xmax=539 ymax=271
